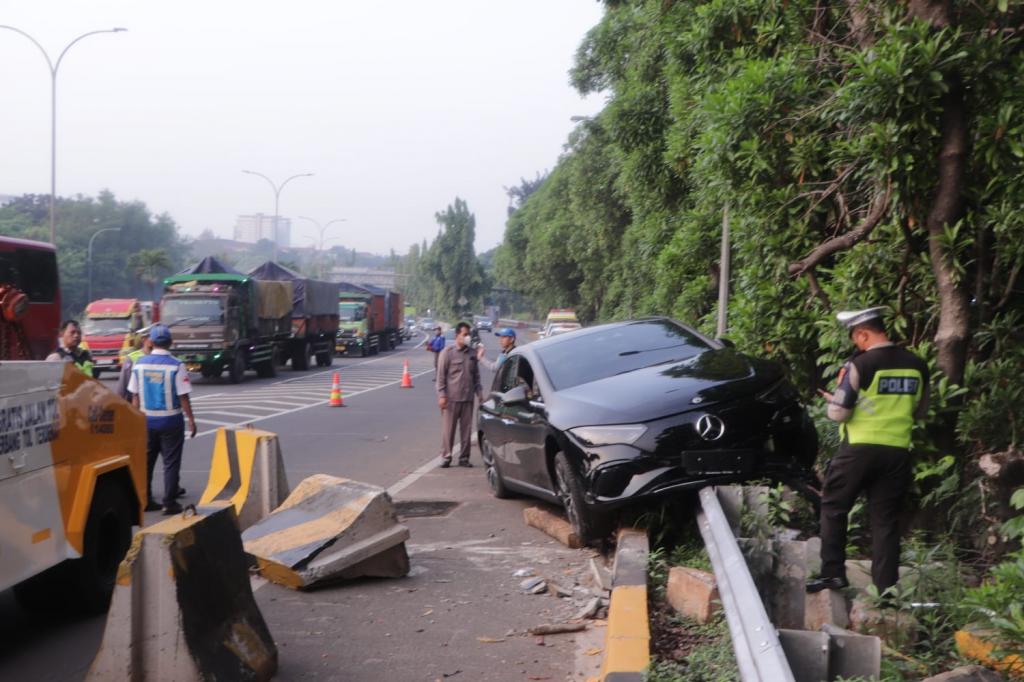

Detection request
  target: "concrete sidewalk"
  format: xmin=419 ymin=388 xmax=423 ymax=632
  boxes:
xmin=254 ymin=462 xmax=606 ymax=681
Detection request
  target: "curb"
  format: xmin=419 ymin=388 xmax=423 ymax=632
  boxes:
xmin=593 ymin=528 xmax=650 ymax=681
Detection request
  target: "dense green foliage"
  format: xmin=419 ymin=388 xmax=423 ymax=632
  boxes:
xmin=0 ymin=191 xmax=188 ymax=317
xmin=494 ymin=1 xmax=1024 ymax=469
xmin=396 ymin=198 xmax=488 ymax=318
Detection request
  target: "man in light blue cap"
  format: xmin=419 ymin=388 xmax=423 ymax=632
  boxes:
xmin=128 ymin=324 xmax=197 ymax=515
xmin=477 ymin=327 xmax=516 ymax=371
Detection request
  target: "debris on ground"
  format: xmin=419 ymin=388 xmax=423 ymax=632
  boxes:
xmin=528 ymin=623 xmax=588 ymax=636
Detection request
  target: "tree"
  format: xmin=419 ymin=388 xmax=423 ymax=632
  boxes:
xmin=128 ymin=249 xmax=173 ymax=301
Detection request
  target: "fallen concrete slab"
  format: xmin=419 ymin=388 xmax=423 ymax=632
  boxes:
xmin=199 ymin=427 xmax=290 ymax=531
xmin=88 ymin=503 xmax=277 ymax=681
xmin=242 ymin=474 xmax=410 ymax=589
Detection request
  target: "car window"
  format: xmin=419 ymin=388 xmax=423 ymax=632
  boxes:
xmin=496 ymin=356 xmax=519 ymax=393
xmin=517 ymin=357 xmax=540 ymax=401
xmin=537 ymin=319 xmax=711 ymax=391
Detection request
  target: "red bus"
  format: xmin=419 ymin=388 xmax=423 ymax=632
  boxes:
xmin=0 ymin=236 xmax=61 ymax=360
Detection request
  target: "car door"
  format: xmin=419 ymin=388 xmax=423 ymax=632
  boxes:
xmin=500 ymin=357 xmax=552 ymax=492
xmin=478 ymin=358 xmax=518 ymax=472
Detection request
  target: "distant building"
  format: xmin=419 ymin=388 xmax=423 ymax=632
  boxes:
xmin=0 ymin=194 xmax=16 ymax=206
xmin=329 ymin=266 xmax=399 ymax=290
xmin=233 ymin=213 xmax=291 ymax=247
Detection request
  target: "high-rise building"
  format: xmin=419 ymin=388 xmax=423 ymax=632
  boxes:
xmin=233 ymin=213 xmax=291 ymax=247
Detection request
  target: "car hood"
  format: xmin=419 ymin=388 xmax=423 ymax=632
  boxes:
xmin=552 ymin=349 xmax=782 ymax=426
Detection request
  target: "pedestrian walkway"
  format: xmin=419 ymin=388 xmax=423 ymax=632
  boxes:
xmin=188 ymin=355 xmax=437 ymax=437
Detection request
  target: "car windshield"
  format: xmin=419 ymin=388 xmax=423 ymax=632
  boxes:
xmin=162 ymin=297 xmax=224 ymax=326
xmin=82 ymin=317 xmax=131 ymax=335
xmin=537 ymin=319 xmax=711 ymax=391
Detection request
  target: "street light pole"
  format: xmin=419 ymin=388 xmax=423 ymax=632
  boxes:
xmin=87 ymin=226 xmax=121 ymax=303
xmin=0 ymin=25 xmax=127 ymax=244
xmin=242 ymin=170 xmax=314 ymax=262
xmin=299 ymin=216 xmax=346 ymax=279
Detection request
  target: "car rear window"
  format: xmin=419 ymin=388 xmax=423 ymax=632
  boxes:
xmin=537 ymin=319 xmax=711 ymax=391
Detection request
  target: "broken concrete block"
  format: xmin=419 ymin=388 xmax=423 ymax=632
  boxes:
xmin=575 ymin=597 xmax=601 ymax=620
xmin=850 ymin=595 xmax=919 ymax=648
xmin=523 ymin=506 xmax=582 ymax=549
xmin=778 ymin=629 xmax=830 ymax=682
xmin=922 ymin=664 xmax=1005 ymax=682
xmin=666 ymin=566 xmax=720 ymax=624
xmin=520 ymin=576 xmax=545 ymax=592
xmin=242 ymin=475 xmax=410 ymax=589
xmin=804 ymin=588 xmax=850 ymax=631
xmin=770 ymin=539 xmax=814 ymax=629
xmin=846 ymin=559 xmax=874 ymax=590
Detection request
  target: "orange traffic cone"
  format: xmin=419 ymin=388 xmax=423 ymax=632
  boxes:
xmin=329 ymin=372 xmax=344 ymax=407
xmin=400 ymin=359 xmax=414 ymax=389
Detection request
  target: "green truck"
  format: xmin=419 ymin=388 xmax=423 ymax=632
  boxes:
xmin=336 ymin=283 xmax=404 ymax=356
xmin=161 ymin=257 xmax=292 ymax=382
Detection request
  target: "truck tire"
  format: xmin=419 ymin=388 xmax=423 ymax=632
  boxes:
xmin=228 ymin=352 xmax=246 ymax=383
xmin=316 ymin=349 xmax=333 ymax=367
xmin=14 ymin=477 xmax=133 ymax=613
xmin=293 ymin=341 xmax=311 ymax=370
xmin=73 ymin=478 xmax=135 ymax=613
xmin=201 ymin=365 xmax=220 ymax=379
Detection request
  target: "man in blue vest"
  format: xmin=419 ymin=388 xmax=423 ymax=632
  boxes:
xmin=807 ymin=307 xmax=930 ymax=595
xmin=128 ymin=324 xmax=197 ymax=515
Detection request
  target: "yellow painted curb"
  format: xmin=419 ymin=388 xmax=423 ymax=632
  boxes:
xmin=599 ymin=584 xmax=650 ymax=678
xmin=955 ymin=629 xmax=1024 ymax=678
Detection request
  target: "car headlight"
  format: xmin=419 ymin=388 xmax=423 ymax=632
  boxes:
xmin=569 ymin=424 xmax=647 ymax=447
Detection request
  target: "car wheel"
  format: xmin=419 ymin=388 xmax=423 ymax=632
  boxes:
xmin=553 ymin=452 xmax=607 ymax=545
xmin=480 ymin=434 xmax=510 ymax=499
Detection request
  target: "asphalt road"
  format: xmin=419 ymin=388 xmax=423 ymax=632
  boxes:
xmin=0 ymin=330 xmax=606 ymax=681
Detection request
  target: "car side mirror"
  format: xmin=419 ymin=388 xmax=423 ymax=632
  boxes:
xmin=716 ymin=337 xmax=735 ymax=349
xmin=502 ymin=384 xmax=529 ymax=405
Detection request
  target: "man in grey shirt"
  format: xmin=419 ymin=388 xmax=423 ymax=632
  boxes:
xmin=436 ymin=321 xmax=482 ymax=468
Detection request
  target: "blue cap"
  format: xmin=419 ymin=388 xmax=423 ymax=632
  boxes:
xmin=149 ymin=324 xmax=172 ymax=343
xmin=495 ymin=327 xmax=516 ymax=338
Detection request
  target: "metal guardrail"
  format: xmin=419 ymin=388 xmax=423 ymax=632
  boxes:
xmin=697 ymin=486 xmax=795 ymax=682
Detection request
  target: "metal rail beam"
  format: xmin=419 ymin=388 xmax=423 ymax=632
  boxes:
xmin=698 ymin=486 xmax=795 ymax=682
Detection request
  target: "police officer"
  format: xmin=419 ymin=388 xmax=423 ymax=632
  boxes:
xmin=128 ymin=325 xmax=197 ymax=515
xmin=46 ymin=320 xmax=94 ymax=376
xmin=116 ymin=334 xmax=153 ymax=401
xmin=806 ymin=307 xmax=929 ymax=595
xmin=477 ymin=327 xmax=516 ymax=371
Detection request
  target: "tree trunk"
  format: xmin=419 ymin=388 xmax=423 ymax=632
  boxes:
xmin=924 ymin=99 xmax=971 ymax=387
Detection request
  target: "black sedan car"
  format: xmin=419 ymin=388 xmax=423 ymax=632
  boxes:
xmin=477 ymin=318 xmax=818 ymax=543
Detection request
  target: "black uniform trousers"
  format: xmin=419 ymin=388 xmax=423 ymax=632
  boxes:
xmin=146 ymin=424 xmax=185 ymax=506
xmin=819 ymin=443 xmax=911 ymax=592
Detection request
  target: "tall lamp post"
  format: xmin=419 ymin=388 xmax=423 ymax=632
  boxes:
xmin=87 ymin=226 xmax=121 ymax=303
xmin=242 ymin=170 xmax=314 ymax=262
xmin=299 ymin=216 xmax=345 ymax=278
xmin=0 ymin=25 xmax=127 ymax=244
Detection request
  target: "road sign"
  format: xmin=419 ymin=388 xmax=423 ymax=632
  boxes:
xmin=457 ymin=296 xmax=468 ymax=307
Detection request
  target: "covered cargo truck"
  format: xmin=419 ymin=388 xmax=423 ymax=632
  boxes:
xmin=248 ymin=261 xmax=339 ymax=370
xmin=336 ymin=283 xmax=404 ymax=356
xmin=161 ymin=257 xmax=292 ymax=383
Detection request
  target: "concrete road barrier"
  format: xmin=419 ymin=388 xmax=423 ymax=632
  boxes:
xmin=88 ymin=503 xmax=277 ymax=682
xmin=200 ymin=427 xmax=290 ymax=531
xmin=594 ymin=528 xmax=650 ymax=681
xmin=242 ymin=474 xmax=410 ymax=589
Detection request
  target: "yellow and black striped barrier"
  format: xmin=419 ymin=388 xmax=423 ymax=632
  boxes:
xmin=199 ymin=427 xmax=290 ymax=531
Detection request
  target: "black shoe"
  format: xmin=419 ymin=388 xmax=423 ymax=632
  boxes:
xmin=458 ymin=460 xmax=473 ymax=468
xmin=144 ymin=501 xmax=162 ymax=512
xmin=175 ymin=487 xmax=186 ymax=498
xmin=439 ymin=459 xmax=451 ymax=469
xmin=162 ymin=503 xmax=184 ymax=516
xmin=805 ymin=576 xmax=849 ymax=593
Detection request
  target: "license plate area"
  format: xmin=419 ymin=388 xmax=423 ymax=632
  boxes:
xmin=683 ymin=449 xmax=758 ymax=475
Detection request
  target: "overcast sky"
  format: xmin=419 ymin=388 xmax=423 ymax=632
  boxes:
xmin=1 ymin=1 xmax=605 ymax=255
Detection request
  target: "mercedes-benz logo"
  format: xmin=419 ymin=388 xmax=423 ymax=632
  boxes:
xmin=695 ymin=414 xmax=726 ymax=441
